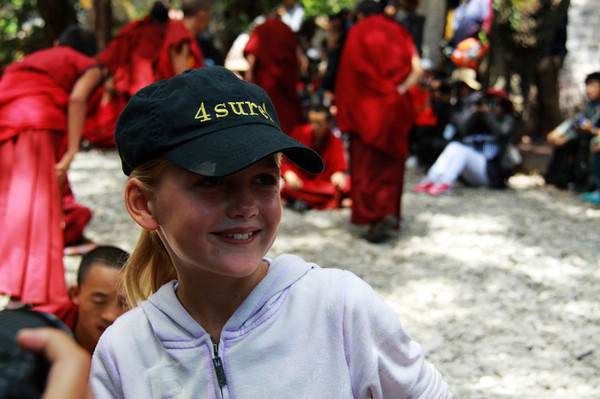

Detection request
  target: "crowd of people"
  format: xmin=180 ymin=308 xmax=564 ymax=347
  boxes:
xmin=0 ymin=0 xmax=596 ymax=396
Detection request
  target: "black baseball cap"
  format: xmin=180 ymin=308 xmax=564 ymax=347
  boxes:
xmin=115 ymin=66 xmax=324 ymax=177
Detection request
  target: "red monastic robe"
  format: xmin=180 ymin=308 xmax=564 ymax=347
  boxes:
xmin=0 ymin=47 xmax=97 ymax=304
xmin=244 ymin=18 xmax=303 ymax=135
xmin=156 ymin=19 xmax=205 ymax=81
xmin=281 ymin=124 xmax=349 ymax=209
xmin=32 ymin=300 xmax=79 ymax=331
xmin=97 ymin=15 xmax=168 ymax=98
xmin=94 ymin=16 xmax=204 ymax=147
xmin=335 ymin=15 xmax=417 ymax=225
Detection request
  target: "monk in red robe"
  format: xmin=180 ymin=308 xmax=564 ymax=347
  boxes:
xmin=93 ymin=1 xmax=208 ymax=147
xmin=97 ymin=0 xmax=207 ymax=97
xmin=244 ymin=15 xmax=303 ymax=135
xmin=335 ymin=1 xmax=423 ymax=243
xmin=0 ymin=26 xmax=105 ymax=305
xmin=281 ymin=105 xmax=350 ymax=210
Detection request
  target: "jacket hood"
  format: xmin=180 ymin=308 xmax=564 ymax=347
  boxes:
xmin=142 ymin=254 xmax=316 ymax=342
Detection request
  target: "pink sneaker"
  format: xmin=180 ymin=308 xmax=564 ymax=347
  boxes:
xmin=413 ymin=181 xmax=433 ymax=193
xmin=428 ymin=183 xmax=451 ymax=195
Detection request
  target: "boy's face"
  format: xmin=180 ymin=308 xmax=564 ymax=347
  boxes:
xmin=586 ymin=80 xmax=600 ymax=101
xmin=149 ymin=156 xmax=281 ymax=282
xmin=308 ymin=110 xmax=331 ymax=142
xmin=71 ymin=263 xmax=129 ymax=353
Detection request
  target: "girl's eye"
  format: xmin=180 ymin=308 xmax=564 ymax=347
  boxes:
xmin=255 ymin=174 xmax=278 ymax=185
xmin=198 ymin=177 xmax=223 ymax=187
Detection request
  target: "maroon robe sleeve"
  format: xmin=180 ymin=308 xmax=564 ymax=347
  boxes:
xmin=156 ymin=19 xmax=204 ymax=81
xmin=0 ymin=47 xmax=97 ymax=136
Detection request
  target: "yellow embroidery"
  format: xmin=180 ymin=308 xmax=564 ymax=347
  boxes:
xmin=215 ymin=103 xmax=228 ymax=118
xmin=194 ymin=101 xmax=273 ymax=122
xmin=257 ymin=103 xmax=273 ymax=121
xmin=194 ymin=102 xmax=211 ymax=122
xmin=246 ymin=101 xmax=259 ymax=116
xmin=228 ymin=102 xmax=249 ymax=115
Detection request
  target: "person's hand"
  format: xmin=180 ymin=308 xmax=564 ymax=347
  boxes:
xmin=283 ymin=170 xmax=303 ymax=190
xmin=55 ymin=151 xmax=76 ymax=183
xmin=576 ymin=117 xmax=593 ymax=133
xmin=547 ymin=130 xmax=568 ymax=147
xmin=17 ymin=328 xmax=93 ymax=399
xmin=330 ymin=172 xmax=347 ymax=190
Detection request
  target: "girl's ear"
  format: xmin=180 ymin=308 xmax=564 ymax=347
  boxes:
xmin=125 ymin=178 xmax=159 ymax=231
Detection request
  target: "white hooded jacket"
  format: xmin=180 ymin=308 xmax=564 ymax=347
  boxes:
xmin=91 ymin=254 xmax=451 ymax=398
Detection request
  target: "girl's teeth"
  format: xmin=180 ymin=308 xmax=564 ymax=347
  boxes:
xmin=227 ymin=232 xmax=253 ymax=239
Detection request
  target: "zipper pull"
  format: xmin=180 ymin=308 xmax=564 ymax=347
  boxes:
xmin=212 ymin=343 xmax=228 ymax=391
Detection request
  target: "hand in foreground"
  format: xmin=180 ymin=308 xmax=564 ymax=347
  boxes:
xmin=17 ymin=328 xmax=93 ymax=399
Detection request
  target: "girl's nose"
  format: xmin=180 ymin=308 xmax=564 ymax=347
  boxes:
xmin=227 ymin=185 xmax=259 ymax=219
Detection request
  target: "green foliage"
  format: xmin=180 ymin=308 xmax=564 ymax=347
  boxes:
xmin=302 ymin=0 xmax=357 ymax=17
xmin=0 ymin=0 xmax=361 ymax=70
xmin=0 ymin=0 xmax=45 ymax=69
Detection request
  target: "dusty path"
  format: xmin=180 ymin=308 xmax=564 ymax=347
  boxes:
xmin=67 ymin=148 xmax=600 ymax=398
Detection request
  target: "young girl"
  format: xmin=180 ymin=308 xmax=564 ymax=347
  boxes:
xmin=90 ymin=66 xmax=452 ymax=398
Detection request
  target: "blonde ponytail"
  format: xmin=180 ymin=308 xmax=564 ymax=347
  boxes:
xmin=123 ymin=157 xmax=177 ymax=307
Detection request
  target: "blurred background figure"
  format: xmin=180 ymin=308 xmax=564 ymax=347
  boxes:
xmin=281 ymin=105 xmax=350 ymax=211
xmin=244 ymin=11 xmax=304 ymax=135
xmin=335 ymin=0 xmax=423 ymax=243
xmin=33 ymin=245 xmax=130 ymax=354
xmin=0 ymin=25 xmax=105 ymax=307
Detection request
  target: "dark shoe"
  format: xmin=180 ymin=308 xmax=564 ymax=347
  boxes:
xmin=366 ymin=214 xmax=398 ymax=243
xmin=290 ymin=199 xmax=309 ymax=213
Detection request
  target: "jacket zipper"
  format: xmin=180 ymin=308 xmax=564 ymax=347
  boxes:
xmin=213 ymin=342 xmax=228 ymax=397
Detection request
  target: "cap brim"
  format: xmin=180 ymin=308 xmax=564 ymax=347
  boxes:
xmin=163 ymin=122 xmax=324 ymax=177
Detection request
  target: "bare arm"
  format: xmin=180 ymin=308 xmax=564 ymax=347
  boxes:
xmin=56 ymin=65 xmax=105 ymax=182
xmin=170 ymin=41 xmax=191 ymax=76
xmin=244 ymin=52 xmax=256 ymax=83
xmin=397 ymin=54 xmax=424 ymax=95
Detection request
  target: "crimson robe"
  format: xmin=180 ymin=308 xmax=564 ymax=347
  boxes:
xmin=0 ymin=47 xmax=97 ymax=304
xmin=244 ymin=18 xmax=303 ymax=135
xmin=335 ymin=15 xmax=417 ymax=225
xmin=281 ymin=124 xmax=349 ymax=209
xmin=156 ymin=19 xmax=205 ymax=81
xmin=97 ymin=15 xmax=167 ymax=98
xmin=95 ymin=16 xmax=204 ymax=147
xmin=32 ymin=300 xmax=79 ymax=331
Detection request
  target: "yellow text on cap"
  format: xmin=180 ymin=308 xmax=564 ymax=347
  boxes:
xmin=195 ymin=101 xmax=274 ymax=123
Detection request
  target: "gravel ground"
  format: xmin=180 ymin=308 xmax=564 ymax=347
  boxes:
xmin=66 ymin=148 xmax=600 ymax=398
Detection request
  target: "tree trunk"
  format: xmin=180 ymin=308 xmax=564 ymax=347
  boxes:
xmin=36 ymin=0 xmax=77 ymax=47
xmin=90 ymin=0 xmax=113 ymax=50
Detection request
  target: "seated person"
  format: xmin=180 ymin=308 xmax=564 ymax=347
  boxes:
xmin=545 ymin=71 xmax=600 ymax=191
xmin=413 ymin=88 xmax=516 ymax=195
xmin=33 ymin=245 xmax=130 ymax=354
xmin=281 ymin=105 xmax=350 ymax=210
xmin=408 ymin=61 xmax=452 ymax=168
xmin=579 ymin=130 xmax=600 ymax=204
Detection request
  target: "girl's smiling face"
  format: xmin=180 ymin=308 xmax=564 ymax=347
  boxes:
xmin=148 ymin=156 xmax=282 ymax=281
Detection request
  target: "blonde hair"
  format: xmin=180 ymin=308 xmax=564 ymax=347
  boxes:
xmin=124 ymin=157 xmax=177 ymax=307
